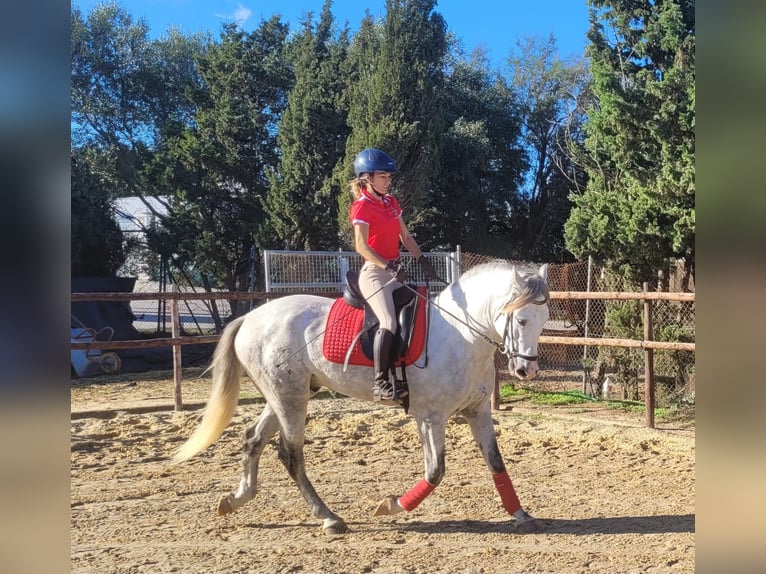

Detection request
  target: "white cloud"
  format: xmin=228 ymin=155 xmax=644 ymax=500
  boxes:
xmin=232 ymin=4 xmax=252 ymax=24
xmin=215 ymin=3 xmax=252 ymax=25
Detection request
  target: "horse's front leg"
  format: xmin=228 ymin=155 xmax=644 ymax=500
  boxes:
xmin=462 ymin=403 xmax=543 ymax=533
xmin=374 ymin=415 xmax=446 ymax=516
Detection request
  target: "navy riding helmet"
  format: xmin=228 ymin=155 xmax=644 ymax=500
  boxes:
xmin=353 ymin=148 xmax=398 ymax=177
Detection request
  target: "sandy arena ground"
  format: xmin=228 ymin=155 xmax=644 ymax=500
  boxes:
xmin=71 ymin=373 xmax=695 ymax=574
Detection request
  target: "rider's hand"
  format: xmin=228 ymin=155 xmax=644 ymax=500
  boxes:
xmin=386 ymin=258 xmax=408 ymax=283
xmin=418 ymin=255 xmax=439 ymax=281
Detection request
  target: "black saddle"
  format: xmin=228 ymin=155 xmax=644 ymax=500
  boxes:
xmin=343 ymin=270 xmax=419 ymax=361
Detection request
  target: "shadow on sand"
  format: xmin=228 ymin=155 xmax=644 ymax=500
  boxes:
xmin=399 ymin=513 xmax=695 ymax=535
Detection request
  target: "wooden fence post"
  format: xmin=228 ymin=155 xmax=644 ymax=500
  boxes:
xmin=170 ymin=285 xmax=183 ymax=410
xmin=643 ymin=282 xmax=655 ymax=429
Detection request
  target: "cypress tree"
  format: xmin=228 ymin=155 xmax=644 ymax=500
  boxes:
xmin=265 ymin=0 xmax=351 ymax=250
xmin=564 ymin=0 xmax=695 ymax=286
xmin=334 ymin=0 xmax=448 ymax=248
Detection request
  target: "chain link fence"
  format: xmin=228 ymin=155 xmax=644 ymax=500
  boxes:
xmin=125 ymin=249 xmax=694 ymax=407
xmin=459 ymin=252 xmax=695 ymax=407
xmin=128 ymin=279 xmax=231 ymax=336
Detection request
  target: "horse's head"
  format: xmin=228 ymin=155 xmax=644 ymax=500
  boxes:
xmin=495 ymin=264 xmax=550 ymax=380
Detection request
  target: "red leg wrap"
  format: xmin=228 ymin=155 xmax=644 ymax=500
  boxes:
xmin=493 ymin=471 xmax=521 ymax=514
xmin=398 ymin=478 xmax=436 ymax=511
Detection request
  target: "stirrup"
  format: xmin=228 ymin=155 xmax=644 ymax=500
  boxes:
xmin=373 ymin=380 xmax=395 ymax=401
xmin=372 ymin=380 xmax=408 ymax=402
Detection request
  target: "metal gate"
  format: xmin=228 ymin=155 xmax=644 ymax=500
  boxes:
xmin=263 ymin=248 xmax=462 ymax=294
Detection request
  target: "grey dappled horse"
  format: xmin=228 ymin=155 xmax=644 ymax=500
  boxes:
xmin=173 ymin=262 xmax=550 ymax=534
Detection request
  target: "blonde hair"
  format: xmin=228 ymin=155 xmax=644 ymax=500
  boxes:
xmin=348 ymin=176 xmax=368 ymax=199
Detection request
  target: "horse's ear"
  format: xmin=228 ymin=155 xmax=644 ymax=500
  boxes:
xmin=538 ymin=263 xmax=549 ymax=283
xmin=512 ymin=266 xmax=524 ymax=289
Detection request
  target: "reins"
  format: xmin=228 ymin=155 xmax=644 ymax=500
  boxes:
xmin=273 ymin=269 xmax=546 ymax=370
xmin=399 ymin=281 xmax=548 ymax=363
xmin=404 ymin=282 xmax=503 ymax=352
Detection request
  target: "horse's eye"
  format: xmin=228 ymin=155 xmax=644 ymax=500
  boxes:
xmin=517 ymin=318 xmax=527 ymax=327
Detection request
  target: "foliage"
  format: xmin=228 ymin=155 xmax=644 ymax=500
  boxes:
xmin=653 ymin=319 xmax=695 ymax=404
xmin=506 ymin=36 xmax=590 ymax=262
xmin=501 ymin=382 xmax=684 ymax=422
xmin=150 ymin=20 xmax=292 ymax=310
xmin=500 ymin=385 xmax=593 ymax=405
xmin=598 ymin=299 xmax=644 ymax=400
xmin=595 ymin=294 xmax=694 ymax=407
xmin=605 ymin=401 xmax=679 ymax=423
xmin=71 ymin=2 xmax=205 ymax=154
xmin=529 ymin=390 xmax=593 ymax=406
xmin=71 ymin=148 xmax=128 ymax=276
xmin=70 ymin=0 xmax=695 ymax=296
xmin=420 ymin=52 xmax=525 ymax=254
xmin=335 ymin=0 xmax=448 ymax=247
xmin=71 ymin=3 xmax=153 ymax=148
xmin=264 ymin=0 xmax=351 ymax=250
xmin=564 ymin=0 xmax=695 ymax=285
xmin=71 ymin=2 xmax=208 ymax=278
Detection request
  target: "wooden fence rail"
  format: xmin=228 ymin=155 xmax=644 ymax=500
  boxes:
xmin=71 ymin=288 xmax=694 ymax=426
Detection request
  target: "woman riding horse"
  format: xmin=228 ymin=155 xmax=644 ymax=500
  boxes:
xmin=348 ymin=148 xmax=439 ymax=402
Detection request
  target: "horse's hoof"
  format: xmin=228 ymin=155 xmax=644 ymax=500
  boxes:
xmin=373 ymin=495 xmax=403 ymax=516
xmin=515 ymin=517 xmax=543 ymax=534
xmin=217 ymin=496 xmax=234 ymax=516
xmin=322 ymin=518 xmax=349 ymax=535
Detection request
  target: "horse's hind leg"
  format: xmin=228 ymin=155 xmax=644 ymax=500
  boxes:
xmin=217 ymin=403 xmax=280 ymax=516
xmin=462 ymin=404 xmax=543 ymax=533
xmin=275 ymin=412 xmax=349 ymax=535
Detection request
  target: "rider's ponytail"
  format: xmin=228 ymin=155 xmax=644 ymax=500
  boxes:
xmin=348 ymin=176 xmax=368 ymax=199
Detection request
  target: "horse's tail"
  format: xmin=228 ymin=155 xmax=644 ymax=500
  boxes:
xmin=172 ymin=315 xmax=247 ymax=463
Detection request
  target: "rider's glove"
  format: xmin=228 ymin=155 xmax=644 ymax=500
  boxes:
xmin=418 ymin=255 xmax=439 ymax=281
xmin=385 ymin=258 xmax=408 ymax=283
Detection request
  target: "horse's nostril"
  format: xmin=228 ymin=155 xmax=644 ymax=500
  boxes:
xmin=516 ymin=369 xmax=527 ymax=378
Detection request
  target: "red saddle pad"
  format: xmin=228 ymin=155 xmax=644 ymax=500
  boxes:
xmin=322 ymin=289 xmax=427 ymax=367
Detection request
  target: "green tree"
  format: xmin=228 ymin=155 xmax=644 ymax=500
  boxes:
xmin=71 ymin=147 xmax=127 ymax=276
xmin=71 ymin=3 xmax=153 ymax=148
xmin=71 ymin=3 xmax=208 ymax=275
xmin=420 ymin=50 xmax=525 ymax=254
xmin=334 ymin=0 xmax=448 ymax=247
xmin=71 ymin=3 xmax=206 ymax=157
xmin=152 ymin=20 xmax=292 ymax=314
xmin=264 ymin=0 xmax=351 ymax=250
xmin=507 ymin=36 xmax=590 ymax=262
xmin=564 ymin=0 xmax=695 ymax=287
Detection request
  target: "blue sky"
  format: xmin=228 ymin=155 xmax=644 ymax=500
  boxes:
xmin=72 ymin=0 xmax=590 ymax=69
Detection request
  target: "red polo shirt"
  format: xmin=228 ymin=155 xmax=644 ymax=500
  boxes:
xmin=349 ymin=190 xmax=402 ymax=261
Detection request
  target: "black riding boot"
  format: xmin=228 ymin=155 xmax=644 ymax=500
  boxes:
xmin=372 ymin=328 xmax=405 ymax=401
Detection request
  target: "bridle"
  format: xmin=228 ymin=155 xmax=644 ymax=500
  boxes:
xmin=401 ymin=283 xmax=548 ymax=365
xmin=499 ymin=299 xmax=548 ymax=363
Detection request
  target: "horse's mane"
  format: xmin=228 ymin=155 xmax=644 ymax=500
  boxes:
xmin=458 ymin=261 xmax=549 ymax=312
xmin=458 ymin=260 xmax=514 ymax=281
